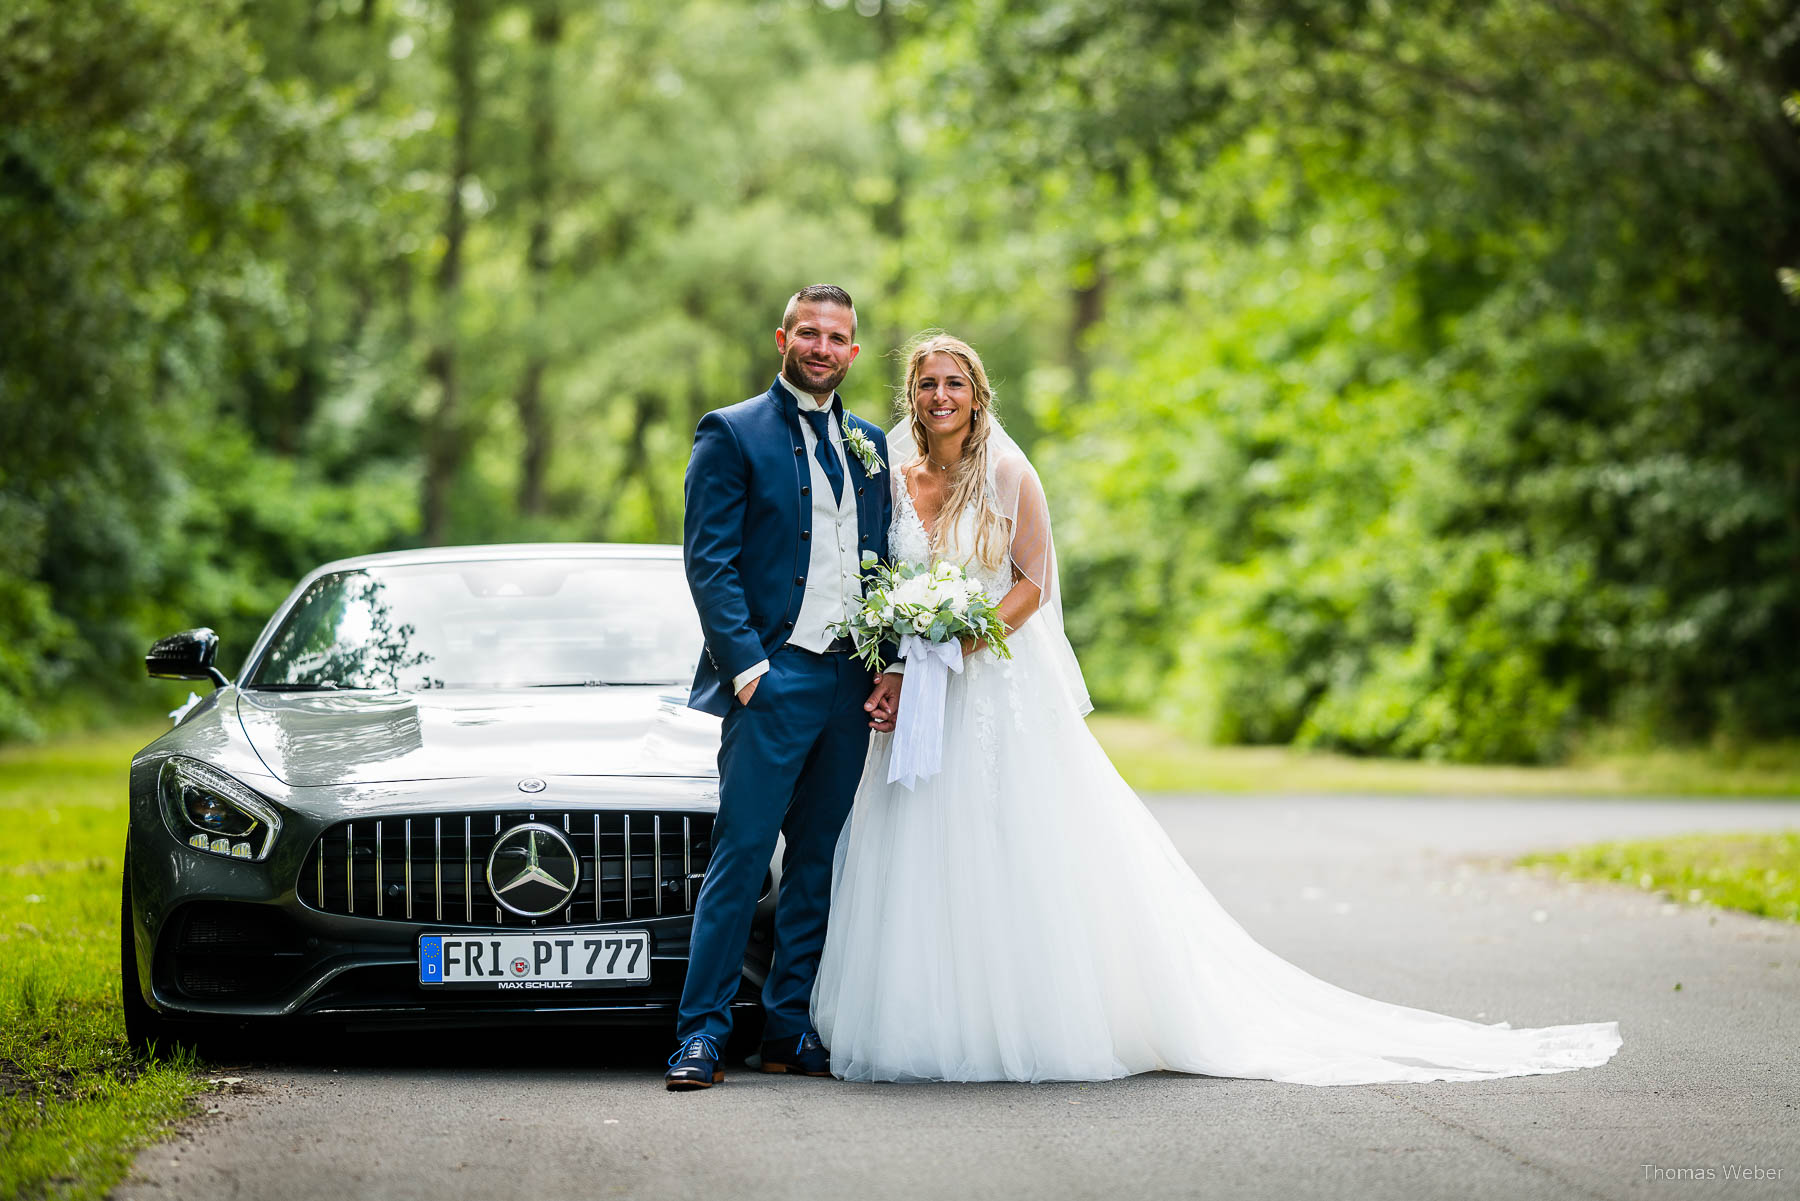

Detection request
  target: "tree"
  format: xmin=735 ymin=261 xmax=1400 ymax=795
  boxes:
xmin=908 ymin=0 xmax=1800 ymax=755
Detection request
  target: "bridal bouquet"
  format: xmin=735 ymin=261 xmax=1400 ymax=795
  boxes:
xmin=835 ymin=557 xmax=1011 ymax=674
xmin=835 ymin=558 xmax=1010 ymax=789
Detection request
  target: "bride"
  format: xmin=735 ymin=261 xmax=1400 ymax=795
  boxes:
xmin=810 ymin=332 xmax=1623 ymax=1085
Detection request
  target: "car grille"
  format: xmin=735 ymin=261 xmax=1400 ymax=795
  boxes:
xmin=298 ymin=809 xmax=714 ymax=927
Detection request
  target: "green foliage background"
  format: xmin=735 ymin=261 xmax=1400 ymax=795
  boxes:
xmin=1 ymin=0 xmax=1795 ymax=760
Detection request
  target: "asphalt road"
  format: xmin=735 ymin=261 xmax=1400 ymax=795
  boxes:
xmin=118 ymin=795 xmax=1800 ymax=1201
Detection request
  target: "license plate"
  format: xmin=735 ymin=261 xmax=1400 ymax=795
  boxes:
xmin=418 ymin=929 xmax=651 ymax=989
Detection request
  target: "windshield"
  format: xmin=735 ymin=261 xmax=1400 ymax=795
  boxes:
xmin=248 ymin=558 xmax=700 ymax=690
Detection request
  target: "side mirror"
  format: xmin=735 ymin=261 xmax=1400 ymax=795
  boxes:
xmin=146 ymin=629 xmax=230 ymax=689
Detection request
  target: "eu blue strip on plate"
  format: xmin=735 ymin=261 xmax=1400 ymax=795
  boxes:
xmin=419 ymin=935 xmax=443 ymax=983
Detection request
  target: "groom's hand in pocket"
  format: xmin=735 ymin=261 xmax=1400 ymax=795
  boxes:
xmin=736 ymin=677 xmax=759 ymax=706
xmin=864 ymin=672 xmax=902 ymax=732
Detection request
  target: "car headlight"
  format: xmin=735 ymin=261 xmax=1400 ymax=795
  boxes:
xmin=158 ymin=758 xmax=282 ymax=861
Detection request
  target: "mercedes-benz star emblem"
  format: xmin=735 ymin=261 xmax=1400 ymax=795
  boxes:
xmin=485 ymin=822 xmax=579 ymax=917
xmin=517 ymin=778 xmax=546 ymax=794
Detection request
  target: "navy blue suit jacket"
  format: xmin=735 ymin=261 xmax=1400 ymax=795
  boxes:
xmin=682 ymin=378 xmax=894 ymax=717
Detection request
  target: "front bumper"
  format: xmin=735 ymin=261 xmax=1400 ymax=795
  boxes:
xmin=125 ymin=771 xmax=772 ymax=1030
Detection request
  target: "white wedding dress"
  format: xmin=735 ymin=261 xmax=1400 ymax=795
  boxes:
xmin=810 ymin=437 xmax=1623 ymax=1086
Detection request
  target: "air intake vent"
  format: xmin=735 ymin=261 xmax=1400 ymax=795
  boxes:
xmin=163 ymin=901 xmax=306 ymax=1002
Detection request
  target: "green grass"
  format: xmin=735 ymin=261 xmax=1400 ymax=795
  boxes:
xmin=1520 ymin=831 xmax=1800 ymax=922
xmin=0 ymin=725 xmax=204 ymax=1201
xmin=1091 ymin=715 xmax=1800 ymax=796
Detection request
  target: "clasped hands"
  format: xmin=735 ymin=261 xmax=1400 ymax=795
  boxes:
xmin=861 ymin=637 xmax=988 ymax=732
xmin=863 ymin=671 xmax=902 ymax=732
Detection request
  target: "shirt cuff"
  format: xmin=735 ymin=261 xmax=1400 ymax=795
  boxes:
xmin=732 ymin=660 xmax=770 ymax=695
xmin=882 ymin=662 xmax=904 ymax=676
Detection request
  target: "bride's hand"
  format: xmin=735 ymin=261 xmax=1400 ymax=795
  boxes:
xmin=959 ymin=633 xmax=981 ymax=659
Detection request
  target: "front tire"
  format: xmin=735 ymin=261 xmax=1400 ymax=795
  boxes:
xmin=121 ymin=853 xmax=183 ymax=1057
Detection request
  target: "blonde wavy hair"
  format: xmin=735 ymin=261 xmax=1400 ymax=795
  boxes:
xmin=898 ymin=332 xmax=1010 ymax=572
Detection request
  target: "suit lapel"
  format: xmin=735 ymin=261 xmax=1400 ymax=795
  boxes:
xmin=838 ymin=405 xmax=866 ymax=488
xmin=767 ymin=380 xmax=810 ymax=509
xmin=837 ymin=406 xmax=880 ymax=540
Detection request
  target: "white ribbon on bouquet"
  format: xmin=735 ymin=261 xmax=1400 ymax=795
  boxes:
xmin=887 ymin=633 xmax=964 ymax=790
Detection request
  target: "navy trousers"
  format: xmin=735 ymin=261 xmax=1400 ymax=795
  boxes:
xmin=677 ymin=645 xmax=871 ymax=1044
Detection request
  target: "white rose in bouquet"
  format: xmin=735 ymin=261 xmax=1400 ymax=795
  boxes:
xmin=891 ymin=574 xmax=931 ymax=608
xmin=945 ymin=579 xmax=973 ymax=616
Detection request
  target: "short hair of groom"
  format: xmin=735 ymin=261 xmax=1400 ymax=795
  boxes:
xmin=783 ymin=284 xmax=857 ymax=337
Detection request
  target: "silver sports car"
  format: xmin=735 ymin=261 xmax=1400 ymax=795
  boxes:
xmin=122 ymin=544 xmax=769 ymax=1051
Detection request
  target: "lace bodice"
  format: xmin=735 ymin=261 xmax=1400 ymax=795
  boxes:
xmin=892 ymin=467 xmax=1015 ymax=601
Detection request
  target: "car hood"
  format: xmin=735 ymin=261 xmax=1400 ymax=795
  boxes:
xmin=235 ymin=687 xmax=720 ymax=787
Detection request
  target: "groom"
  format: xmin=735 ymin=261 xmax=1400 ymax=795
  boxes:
xmin=668 ymin=284 xmax=902 ymax=1090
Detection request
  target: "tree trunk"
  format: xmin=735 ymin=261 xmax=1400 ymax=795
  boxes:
xmin=590 ymin=391 xmax=662 ymax=539
xmin=1069 ymin=250 xmax=1107 ymax=404
xmin=515 ymin=0 xmax=561 ymax=517
xmin=422 ymin=0 xmax=481 ymax=544
xmin=871 ymin=4 xmax=911 ymax=364
xmin=627 ymin=391 xmax=671 ymax=539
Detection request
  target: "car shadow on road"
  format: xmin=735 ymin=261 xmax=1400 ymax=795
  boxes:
xmin=191 ymin=1023 xmax=712 ymax=1075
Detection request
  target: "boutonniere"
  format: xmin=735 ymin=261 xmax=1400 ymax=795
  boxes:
xmin=843 ymin=424 xmax=884 ymax=476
